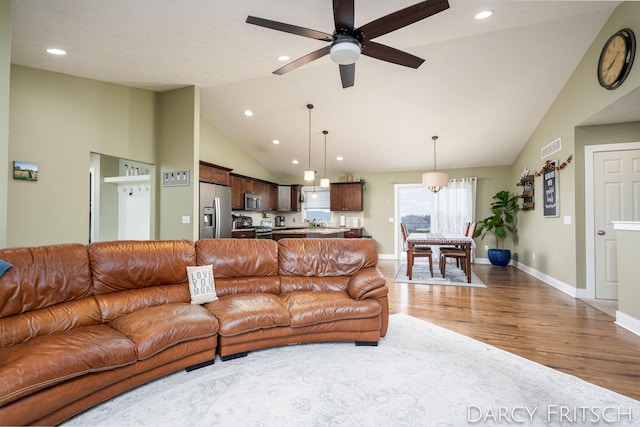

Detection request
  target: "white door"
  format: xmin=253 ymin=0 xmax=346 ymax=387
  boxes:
xmin=593 ymin=149 xmax=640 ymax=299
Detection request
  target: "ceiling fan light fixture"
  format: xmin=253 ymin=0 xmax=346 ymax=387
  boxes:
xmin=330 ymin=39 xmax=361 ymax=65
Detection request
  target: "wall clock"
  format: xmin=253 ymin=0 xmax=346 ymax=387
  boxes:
xmin=597 ymin=28 xmax=636 ymax=90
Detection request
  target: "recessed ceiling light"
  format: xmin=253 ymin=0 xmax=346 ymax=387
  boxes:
xmin=46 ymin=48 xmax=66 ymax=55
xmin=475 ymin=10 xmax=492 ymax=20
xmin=292 ymin=160 xmax=299 ymax=164
xmin=277 ymin=55 xmax=290 ymax=61
xmin=272 ymin=139 xmax=280 ymax=145
xmin=336 ymin=156 xmax=343 ymax=161
xmin=244 ymin=110 xmax=254 ymax=117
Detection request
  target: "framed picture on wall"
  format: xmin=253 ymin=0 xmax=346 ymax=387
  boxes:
xmin=13 ymin=161 xmax=38 ymax=182
xmin=542 ymin=160 xmax=559 ymax=217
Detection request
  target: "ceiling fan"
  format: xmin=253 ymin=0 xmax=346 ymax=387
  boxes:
xmin=246 ymin=0 xmax=450 ymax=88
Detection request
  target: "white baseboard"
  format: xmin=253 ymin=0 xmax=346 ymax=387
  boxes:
xmin=510 ymin=260 xmax=588 ymax=298
xmin=615 ymin=311 xmax=640 ymax=337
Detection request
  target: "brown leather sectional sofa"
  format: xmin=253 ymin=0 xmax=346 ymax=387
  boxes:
xmin=0 ymin=238 xmax=388 ymax=426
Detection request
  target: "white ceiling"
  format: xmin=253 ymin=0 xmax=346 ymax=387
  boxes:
xmin=10 ymin=0 xmax=633 ymax=178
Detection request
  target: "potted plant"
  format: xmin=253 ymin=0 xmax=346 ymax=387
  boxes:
xmin=475 ymin=190 xmax=519 ymax=266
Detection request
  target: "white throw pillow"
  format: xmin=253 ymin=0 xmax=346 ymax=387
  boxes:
xmin=186 ymin=265 xmax=218 ymax=304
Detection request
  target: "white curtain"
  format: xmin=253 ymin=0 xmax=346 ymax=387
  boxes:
xmin=435 ymin=177 xmax=477 ymax=234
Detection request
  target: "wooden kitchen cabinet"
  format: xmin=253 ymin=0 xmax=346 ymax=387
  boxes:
xmin=199 ymin=161 xmax=231 ymax=186
xmin=330 ymin=182 xmax=363 ymax=212
xmin=277 ymin=184 xmax=302 ymax=212
xmin=231 ymin=174 xmax=251 ymax=209
xmin=231 ymin=174 xmax=279 ymax=211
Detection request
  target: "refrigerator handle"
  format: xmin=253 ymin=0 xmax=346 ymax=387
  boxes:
xmin=214 ymin=196 xmax=221 ymax=239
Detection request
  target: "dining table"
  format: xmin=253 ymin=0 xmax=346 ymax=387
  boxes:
xmin=406 ymin=232 xmax=475 ymax=283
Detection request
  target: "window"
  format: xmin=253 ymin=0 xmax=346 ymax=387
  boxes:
xmin=395 ymin=178 xmax=476 ymax=258
xmin=399 ymin=186 xmax=433 ymax=234
xmin=303 ymin=187 xmax=331 ymax=223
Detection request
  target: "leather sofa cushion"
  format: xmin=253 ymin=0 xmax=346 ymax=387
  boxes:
xmin=0 ymin=243 xmax=92 ymax=318
xmin=88 ymin=240 xmax=196 ymax=294
xmin=196 ymin=239 xmax=280 ymax=296
xmin=109 ymin=303 xmax=219 ymax=360
xmin=0 ymin=324 xmax=136 ymax=407
xmin=278 ymin=238 xmax=378 ymax=279
xmin=0 ymin=297 xmax=102 ymax=348
xmin=95 ymin=284 xmax=191 ymax=322
xmin=280 ymin=275 xmax=350 ymax=294
xmin=281 ymin=291 xmax=382 ymax=327
xmin=205 ymin=294 xmax=290 ymax=336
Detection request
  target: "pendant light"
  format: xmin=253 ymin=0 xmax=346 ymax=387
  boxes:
xmin=303 ymin=104 xmax=315 ymax=181
xmin=422 ymin=135 xmax=448 ymax=193
xmin=320 ymin=130 xmax=330 ymax=188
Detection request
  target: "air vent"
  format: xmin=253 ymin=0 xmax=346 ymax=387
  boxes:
xmin=541 ymin=138 xmax=561 ymax=159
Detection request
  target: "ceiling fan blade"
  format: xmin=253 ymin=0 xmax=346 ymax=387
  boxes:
xmin=339 ymin=64 xmax=355 ymax=88
xmin=358 ymin=0 xmax=450 ymax=40
xmin=273 ymin=46 xmax=331 ymax=75
xmin=362 ymin=40 xmax=425 ymax=68
xmin=333 ymin=0 xmax=355 ymax=32
xmin=246 ymin=16 xmax=333 ymax=42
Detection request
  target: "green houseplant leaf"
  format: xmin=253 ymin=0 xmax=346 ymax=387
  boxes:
xmin=475 ymin=190 xmax=519 ymax=249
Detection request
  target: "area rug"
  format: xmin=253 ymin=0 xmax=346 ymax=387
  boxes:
xmin=63 ymin=314 xmax=638 ymax=427
xmin=394 ymin=262 xmax=487 ymax=287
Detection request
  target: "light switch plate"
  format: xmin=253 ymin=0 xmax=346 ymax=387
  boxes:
xmin=564 ymin=216 xmax=571 ymax=225
xmin=181 ymin=216 xmax=191 ymax=224
xmin=163 ymin=170 xmax=190 ymax=187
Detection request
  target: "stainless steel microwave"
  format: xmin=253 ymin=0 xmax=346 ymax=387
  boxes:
xmin=244 ymin=193 xmax=262 ymax=210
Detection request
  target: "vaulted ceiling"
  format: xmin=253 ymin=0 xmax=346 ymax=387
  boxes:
xmin=10 ymin=1 xmax=633 ymax=178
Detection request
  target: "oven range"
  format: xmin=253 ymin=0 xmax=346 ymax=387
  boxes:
xmin=233 ymin=215 xmax=272 ymax=239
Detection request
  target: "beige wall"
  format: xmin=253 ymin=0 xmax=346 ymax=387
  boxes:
xmin=616 ymin=228 xmax=640 ymax=321
xmin=200 ymin=119 xmax=279 ymax=183
xmin=8 ymin=66 xmax=157 ymax=246
xmin=0 ymin=0 xmax=10 ymax=247
xmin=512 ymin=1 xmax=640 ymax=289
xmin=156 ymin=86 xmax=199 ymax=240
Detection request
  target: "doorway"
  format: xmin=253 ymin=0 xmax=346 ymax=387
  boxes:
xmin=585 ymin=142 xmax=640 ymax=300
xmin=394 ymin=184 xmax=434 ymax=259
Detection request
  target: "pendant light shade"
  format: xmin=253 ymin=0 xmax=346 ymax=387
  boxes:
xmin=320 ymin=130 xmax=330 ymax=187
xmin=303 ymin=104 xmax=315 ymax=182
xmin=422 ymin=135 xmax=448 ymax=193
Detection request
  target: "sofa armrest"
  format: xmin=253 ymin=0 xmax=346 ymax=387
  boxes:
xmin=346 ymin=267 xmax=388 ymax=300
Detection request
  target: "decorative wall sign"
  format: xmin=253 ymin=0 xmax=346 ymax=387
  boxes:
xmin=542 ymin=160 xmax=559 ymax=217
xmin=13 ymin=161 xmax=38 ymax=181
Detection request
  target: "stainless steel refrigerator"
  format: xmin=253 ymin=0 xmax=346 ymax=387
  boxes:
xmin=199 ymin=182 xmax=232 ymax=239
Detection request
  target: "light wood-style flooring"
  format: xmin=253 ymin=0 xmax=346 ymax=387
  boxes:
xmin=379 ymin=259 xmax=640 ymax=401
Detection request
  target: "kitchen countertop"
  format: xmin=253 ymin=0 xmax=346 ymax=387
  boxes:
xmin=272 ymin=227 xmax=353 ymax=235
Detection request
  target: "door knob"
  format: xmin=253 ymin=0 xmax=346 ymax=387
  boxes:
xmin=597 ymin=230 xmax=605 ymax=236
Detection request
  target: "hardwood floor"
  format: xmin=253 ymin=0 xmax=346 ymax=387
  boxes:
xmin=379 ymin=259 xmax=640 ymax=401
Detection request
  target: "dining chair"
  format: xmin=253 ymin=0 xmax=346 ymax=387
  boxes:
xmin=439 ymin=222 xmax=477 ymax=277
xmin=401 ymin=222 xmax=433 ymax=279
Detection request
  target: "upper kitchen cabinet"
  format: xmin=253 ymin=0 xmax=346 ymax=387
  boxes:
xmin=231 ymin=174 xmax=279 ymax=211
xmin=199 ymin=161 xmax=232 ymax=186
xmin=330 ymin=182 xmax=363 ymax=212
xmin=277 ymin=184 xmax=302 ymax=212
xmin=231 ymin=174 xmax=251 ymax=209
